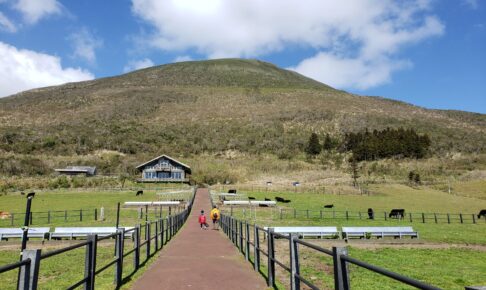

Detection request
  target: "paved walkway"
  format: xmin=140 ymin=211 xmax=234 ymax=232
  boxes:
xmin=132 ymin=188 xmax=268 ymax=290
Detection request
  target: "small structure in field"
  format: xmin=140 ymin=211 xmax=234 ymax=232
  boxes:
xmin=136 ymin=155 xmax=191 ymax=183
xmin=55 ymin=166 xmax=96 ymax=176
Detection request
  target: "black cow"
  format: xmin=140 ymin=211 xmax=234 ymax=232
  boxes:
xmin=259 ymin=204 xmax=269 ymax=207
xmin=228 ymin=189 xmax=237 ymax=194
xmin=324 ymin=204 xmax=334 ymax=208
xmin=389 ymin=209 xmax=405 ymax=219
xmin=282 ymin=199 xmax=291 ymax=203
xmin=248 ymin=196 xmax=256 ymax=200
xmin=136 ymin=190 xmax=143 ymax=196
xmin=264 ymin=198 xmax=271 ymax=201
xmin=478 ymin=209 xmax=486 ymax=219
xmin=368 ymin=208 xmax=374 ymax=220
xmin=275 ymin=197 xmax=285 ymax=202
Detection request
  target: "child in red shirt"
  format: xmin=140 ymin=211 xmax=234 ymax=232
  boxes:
xmin=198 ymin=210 xmax=208 ymax=230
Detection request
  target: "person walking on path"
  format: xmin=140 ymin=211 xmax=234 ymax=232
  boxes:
xmin=199 ymin=210 xmax=208 ymax=229
xmin=210 ymin=206 xmax=220 ymax=230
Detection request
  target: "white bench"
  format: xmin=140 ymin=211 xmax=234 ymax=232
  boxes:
xmin=0 ymin=227 xmax=50 ymax=241
xmin=49 ymin=227 xmax=134 ymax=240
xmin=264 ymin=227 xmax=340 ymax=239
xmin=342 ymin=227 xmax=419 ymax=239
xmin=223 ymin=201 xmax=277 ymax=206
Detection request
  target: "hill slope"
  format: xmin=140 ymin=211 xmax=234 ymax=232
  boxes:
xmin=0 ymin=59 xmax=485 ymax=158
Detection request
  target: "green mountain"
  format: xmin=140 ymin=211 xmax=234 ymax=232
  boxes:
xmin=0 ymin=58 xmax=485 ymax=160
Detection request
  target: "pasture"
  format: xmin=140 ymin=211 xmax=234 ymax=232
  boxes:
xmin=215 ymin=183 xmax=486 ymax=289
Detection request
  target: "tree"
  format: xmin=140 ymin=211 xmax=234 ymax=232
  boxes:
xmin=306 ymin=133 xmax=321 ymax=156
xmin=408 ymin=171 xmax=415 ymax=184
xmin=414 ymin=173 xmax=421 ymax=185
xmin=323 ymin=134 xmax=334 ymax=151
xmin=349 ymin=156 xmax=360 ymax=187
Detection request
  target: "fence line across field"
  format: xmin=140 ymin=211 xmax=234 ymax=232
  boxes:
xmin=0 ymin=189 xmax=196 ymax=290
xmin=224 ymin=206 xmax=485 ymax=225
xmin=220 ymin=214 xmax=442 ymax=290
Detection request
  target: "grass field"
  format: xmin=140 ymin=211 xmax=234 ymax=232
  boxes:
xmin=214 ymin=184 xmax=486 ymax=289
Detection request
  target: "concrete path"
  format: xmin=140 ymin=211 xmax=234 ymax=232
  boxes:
xmin=132 ymin=188 xmax=268 ymax=290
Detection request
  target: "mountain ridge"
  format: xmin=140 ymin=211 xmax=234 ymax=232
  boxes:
xmin=0 ymin=58 xmax=484 ymax=157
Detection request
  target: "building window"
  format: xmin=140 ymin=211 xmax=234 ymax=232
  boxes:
xmin=172 ymin=172 xmax=181 ymax=179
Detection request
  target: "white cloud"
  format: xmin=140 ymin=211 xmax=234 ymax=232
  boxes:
xmin=0 ymin=11 xmax=16 ymax=32
xmin=463 ymin=0 xmax=479 ymax=9
xmin=123 ymin=58 xmax=154 ymax=73
xmin=68 ymin=28 xmax=103 ymax=64
xmin=173 ymin=55 xmax=193 ymax=62
xmin=131 ymin=0 xmax=444 ymax=89
xmin=13 ymin=0 xmax=62 ymax=24
xmin=0 ymin=41 xmax=94 ymax=97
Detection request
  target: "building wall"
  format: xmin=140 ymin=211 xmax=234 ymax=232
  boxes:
xmin=140 ymin=157 xmax=187 ymax=181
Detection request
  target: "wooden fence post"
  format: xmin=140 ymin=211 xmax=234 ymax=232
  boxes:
xmin=289 ymin=234 xmax=300 ymax=290
xmin=19 ymin=249 xmax=41 ymax=290
xmin=254 ymin=225 xmax=260 ymax=272
xmin=134 ymin=225 xmax=140 ymax=270
xmin=267 ymin=228 xmax=275 ymax=288
xmin=47 ymin=211 xmax=51 ymax=224
xmin=84 ymin=234 xmax=97 ymax=290
xmin=333 ymin=247 xmax=349 ymax=290
xmin=245 ymin=222 xmax=250 ymax=262
xmin=146 ymin=222 xmax=151 ymax=261
xmin=460 ymin=214 xmax=463 ymax=224
xmin=114 ymin=229 xmax=124 ymax=287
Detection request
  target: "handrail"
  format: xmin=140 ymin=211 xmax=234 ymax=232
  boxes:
xmin=40 ymin=241 xmax=89 ymax=259
xmin=341 ymin=255 xmax=441 ymax=290
xmin=0 ymin=258 xmax=30 ymax=274
xmin=0 ymin=186 xmax=196 ymax=290
xmin=221 ymin=214 xmax=441 ymax=290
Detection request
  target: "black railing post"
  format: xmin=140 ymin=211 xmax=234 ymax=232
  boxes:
xmin=447 ymin=213 xmax=450 ymax=224
xmin=84 ymin=234 xmax=97 ymax=290
xmin=114 ymin=229 xmax=124 ymax=287
xmin=472 ymin=214 xmax=476 ymax=224
xmin=239 ymin=221 xmax=244 ymax=253
xmin=245 ymin=222 xmax=250 ymax=262
xmin=94 ymin=208 xmax=97 ymax=221
xmin=155 ymin=220 xmax=159 ymax=250
xmin=460 ymin=214 xmax=463 ymax=224
xmin=116 ymin=203 xmax=121 ymax=229
xmin=146 ymin=222 xmax=151 ymax=261
xmin=64 ymin=210 xmax=67 ymax=222
xmin=19 ymin=249 xmax=41 ymax=290
xmin=333 ymin=246 xmax=349 ymax=290
xmin=80 ymin=209 xmax=83 ymax=222
xmin=290 ymin=234 xmax=300 ymax=290
xmin=161 ymin=219 xmax=165 ymax=247
xmin=134 ymin=225 xmax=140 ymax=270
xmin=422 ymin=213 xmax=425 ymax=223
xmin=47 ymin=211 xmax=51 ymax=224
xmin=267 ymin=228 xmax=275 ymax=288
xmin=254 ymin=225 xmax=260 ymax=272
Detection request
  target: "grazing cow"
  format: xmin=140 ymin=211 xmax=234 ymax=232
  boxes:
xmin=389 ymin=209 xmax=405 ymax=219
xmin=228 ymin=189 xmax=237 ymax=194
xmin=248 ymin=197 xmax=256 ymax=200
xmin=324 ymin=204 xmax=334 ymax=209
xmin=478 ymin=209 xmax=486 ymax=219
xmin=282 ymin=199 xmax=291 ymax=203
xmin=136 ymin=190 xmax=143 ymax=196
xmin=368 ymin=208 xmax=374 ymax=220
xmin=275 ymin=197 xmax=285 ymax=202
xmin=264 ymin=198 xmax=271 ymax=201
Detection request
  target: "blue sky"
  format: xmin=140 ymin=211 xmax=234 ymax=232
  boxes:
xmin=0 ymin=0 xmax=484 ymax=113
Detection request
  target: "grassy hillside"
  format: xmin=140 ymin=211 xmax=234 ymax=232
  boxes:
xmin=0 ymin=58 xmax=485 ymax=180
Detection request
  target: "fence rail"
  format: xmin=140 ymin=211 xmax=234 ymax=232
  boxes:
xmin=220 ymin=214 xmax=443 ymax=290
xmin=0 ymin=188 xmax=195 ymax=290
xmin=227 ymin=207 xmax=485 ymax=225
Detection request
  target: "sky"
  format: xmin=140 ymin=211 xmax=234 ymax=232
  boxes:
xmin=0 ymin=0 xmax=485 ymax=113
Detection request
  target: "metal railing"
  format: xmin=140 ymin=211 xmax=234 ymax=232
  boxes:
xmin=220 ymin=214 xmax=442 ymax=290
xmin=0 ymin=189 xmax=195 ymax=289
xmin=227 ymin=207 xmax=485 ymax=225
xmin=0 ymin=208 xmax=99 ymax=227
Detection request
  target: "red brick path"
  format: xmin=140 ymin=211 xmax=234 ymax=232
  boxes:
xmin=131 ymin=188 xmax=268 ymax=290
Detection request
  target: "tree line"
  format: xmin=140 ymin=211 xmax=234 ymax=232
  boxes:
xmin=306 ymin=128 xmax=431 ymax=161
